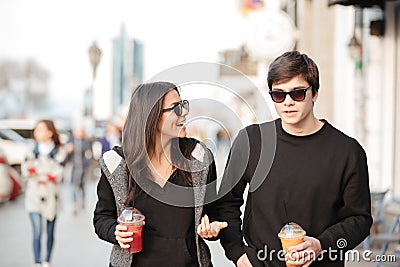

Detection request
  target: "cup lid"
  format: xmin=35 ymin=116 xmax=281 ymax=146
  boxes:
xmin=118 ymin=207 xmax=145 ymax=223
xmin=278 ymin=222 xmax=306 ymax=239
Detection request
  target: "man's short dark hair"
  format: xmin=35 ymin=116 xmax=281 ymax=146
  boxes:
xmin=267 ymin=51 xmax=320 ymax=95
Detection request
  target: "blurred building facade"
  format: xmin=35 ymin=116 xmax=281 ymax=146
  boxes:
xmin=112 ymin=25 xmax=144 ymax=117
xmin=294 ymin=0 xmax=400 ymax=197
xmin=254 ymin=0 xmax=400 ymax=197
xmin=322 ymin=0 xmax=400 ymax=197
xmin=385 ymin=0 xmax=400 ymax=197
xmin=216 ymin=0 xmax=400 ymax=197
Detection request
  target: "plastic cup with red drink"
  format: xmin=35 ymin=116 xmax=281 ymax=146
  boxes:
xmin=118 ymin=207 xmax=145 ymax=253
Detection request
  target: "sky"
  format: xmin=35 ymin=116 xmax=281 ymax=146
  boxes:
xmin=0 ymin=0 xmax=247 ymax=121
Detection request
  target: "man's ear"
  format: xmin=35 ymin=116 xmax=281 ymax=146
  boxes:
xmin=312 ymin=90 xmax=319 ymax=103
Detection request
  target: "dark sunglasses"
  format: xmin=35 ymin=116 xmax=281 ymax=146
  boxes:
xmin=269 ymin=86 xmax=312 ymax=103
xmin=162 ymin=100 xmax=189 ymax=116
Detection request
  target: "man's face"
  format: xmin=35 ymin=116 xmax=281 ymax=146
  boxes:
xmin=271 ymin=75 xmax=318 ymax=129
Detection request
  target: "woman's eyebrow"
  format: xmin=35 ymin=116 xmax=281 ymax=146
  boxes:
xmin=165 ymin=100 xmax=181 ymax=107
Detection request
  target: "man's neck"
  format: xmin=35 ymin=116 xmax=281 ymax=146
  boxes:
xmin=281 ymin=117 xmax=324 ymax=136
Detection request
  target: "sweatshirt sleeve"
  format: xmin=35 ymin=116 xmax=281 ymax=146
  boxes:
xmin=318 ymin=141 xmax=373 ymax=251
xmin=216 ymin=129 xmax=251 ymax=263
xmin=93 ymin=170 xmax=119 ymax=245
xmin=201 ymin=155 xmax=221 ymax=241
xmin=203 ymin=156 xmax=218 ymax=221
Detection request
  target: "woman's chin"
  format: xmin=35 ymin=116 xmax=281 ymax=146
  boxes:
xmin=178 ymin=127 xmax=187 ymax=138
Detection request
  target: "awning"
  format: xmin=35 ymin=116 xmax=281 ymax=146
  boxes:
xmin=328 ymin=0 xmax=385 ymax=8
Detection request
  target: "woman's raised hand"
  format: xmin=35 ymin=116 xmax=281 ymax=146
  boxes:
xmin=197 ymin=214 xmax=228 ymax=238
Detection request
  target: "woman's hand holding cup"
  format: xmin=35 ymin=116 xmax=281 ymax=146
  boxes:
xmin=115 ymin=224 xmax=133 ymax=249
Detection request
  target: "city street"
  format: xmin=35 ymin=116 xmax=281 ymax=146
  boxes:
xmin=0 ymin=179 xmax=111 ymax=267
xmin=0 ymin=178 xmax=378 ymax=267
xmin=0 ymin=177 xmax=234 ymax=267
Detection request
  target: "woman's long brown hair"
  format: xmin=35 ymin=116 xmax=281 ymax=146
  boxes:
xmin=123 ymin=82 xmax=194 ymax=206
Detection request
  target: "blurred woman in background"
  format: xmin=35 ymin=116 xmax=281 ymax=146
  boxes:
xmin=23 ymin=120 xmax=66 ymax=267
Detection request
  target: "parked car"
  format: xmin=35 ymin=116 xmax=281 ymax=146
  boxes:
xmin=0 ymin=128 xmax=33 ymax=173
xmin=0 ymin=149 xmax=23 ymax=202
xmin=0 ymin=118 xmax=71 ymax=143
xmin=0 ymin=118 xmax=36 ymax=138
xmin=0 ymin=119 xmax=71 ymax=172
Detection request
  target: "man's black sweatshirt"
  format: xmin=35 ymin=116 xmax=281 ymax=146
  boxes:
xmin=217 ymin=119 xmax=372 ymax=267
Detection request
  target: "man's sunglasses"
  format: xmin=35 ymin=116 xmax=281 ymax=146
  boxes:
xmin=269 ymin=86 xmax=312 ymax=103
xmin=162 ymin=100 xmax=189 ymax=116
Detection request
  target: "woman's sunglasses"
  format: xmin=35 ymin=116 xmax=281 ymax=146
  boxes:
xmin=269 ymin=86 xmax=312 ymax=103
xmin=162 ymin=100 xmax=189 ymax=116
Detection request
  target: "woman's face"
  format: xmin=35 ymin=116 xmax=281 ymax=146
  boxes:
xmin=33 ymin=122 xmax=53 ymax=143
xmin=157 ymin=90 xmax=188 ymax=141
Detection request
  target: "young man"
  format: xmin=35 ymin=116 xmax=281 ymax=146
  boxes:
xmin=211 ymin=51 xmax=372 ymax=267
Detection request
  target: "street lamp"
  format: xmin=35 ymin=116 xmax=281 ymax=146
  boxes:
xmin=347 ymin=9 xmax=366 ymax=146
xmin=88 ymin=41 xmax=102 ymax=80
xmin=348 ymin=35 xmax=362 ymax=70
xmin=84 ymin=42 xmax=102 ymax=136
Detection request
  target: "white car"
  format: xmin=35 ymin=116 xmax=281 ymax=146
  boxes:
xmin=0 ymin=128 xmax=33 ymax=172
xmin=0 ymin=149 xmax=23 ymax=202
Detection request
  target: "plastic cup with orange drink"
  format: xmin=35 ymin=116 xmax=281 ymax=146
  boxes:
xmin=278 ymin=222 xmax=306 ymax=267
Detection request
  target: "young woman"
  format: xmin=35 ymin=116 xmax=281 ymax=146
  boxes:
xmin=23 ymin=120 xmax=66 ymax=267
xmin=93 ymin=82 xmax=226 ymax=267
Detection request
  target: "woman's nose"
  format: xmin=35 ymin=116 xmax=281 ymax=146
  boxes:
xmin=181 ymin=106 xmax=189 ymax=116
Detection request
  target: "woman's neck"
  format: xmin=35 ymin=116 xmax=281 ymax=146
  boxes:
xmin=37 ymin=141 xmax=55 ymax=155
xmin=151 ymin=138 xmax=172 ymax=163
xmin=148 ymin=139 xmax=176 ymax=185
xmin=38 ymin=140 xmax=54 ymax=147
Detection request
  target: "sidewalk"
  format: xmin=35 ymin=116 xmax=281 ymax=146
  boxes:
xmin=0 ymin=179 xmax=111 ymax=267
xmin=0 ymin=178 xmax=384 ymax=267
